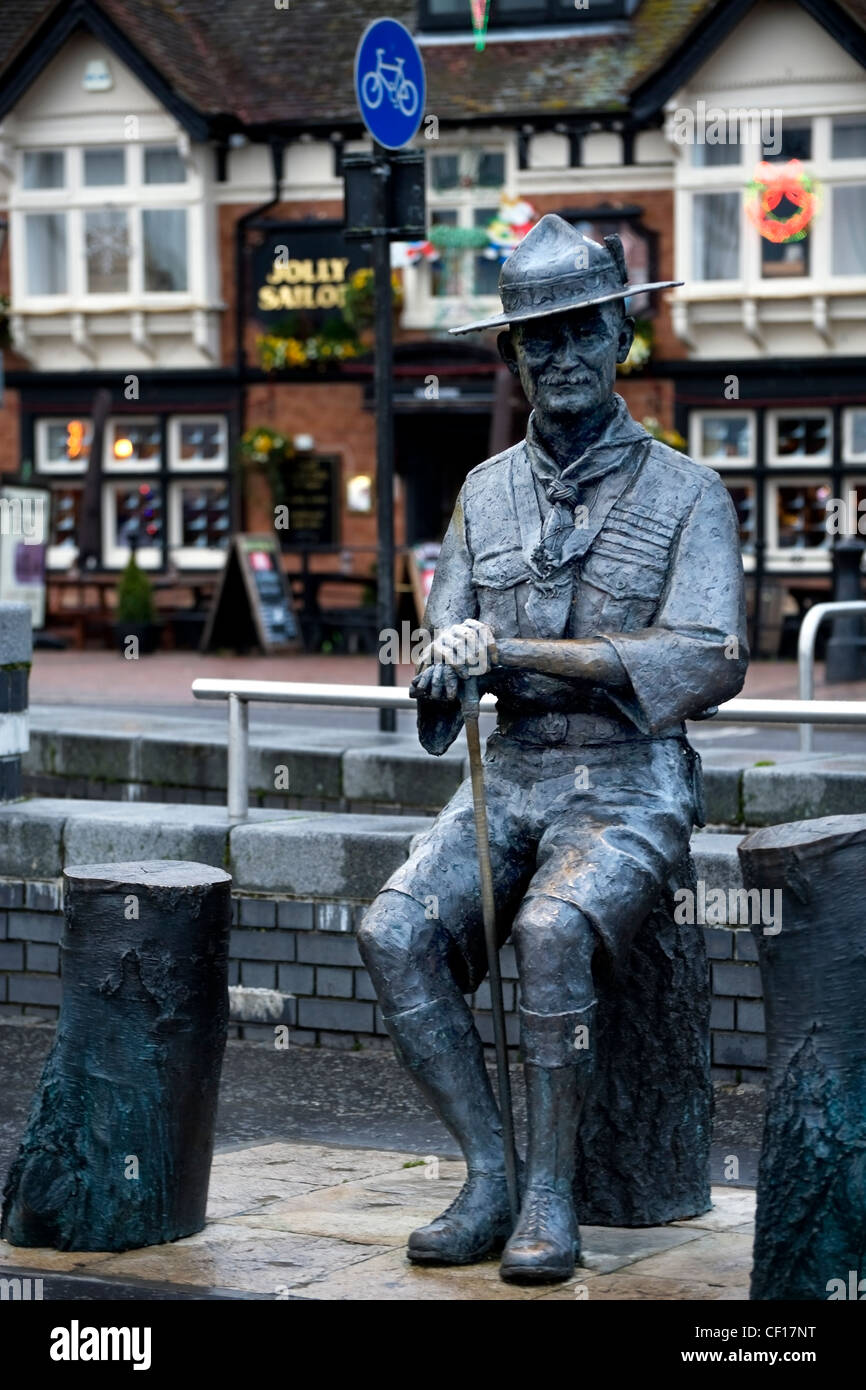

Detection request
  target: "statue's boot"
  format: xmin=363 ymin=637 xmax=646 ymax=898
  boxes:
xmin=383 ymin=995 xmax=513 ymax=1265
xmin=500 ymin=1005 xmax=594 ymax=1285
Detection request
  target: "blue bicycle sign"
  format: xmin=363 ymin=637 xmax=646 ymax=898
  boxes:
xmin=354 ymin=18 xmax=426 ymax=150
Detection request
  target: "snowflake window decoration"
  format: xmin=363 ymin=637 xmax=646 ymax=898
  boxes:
xmin=85 ymin=215 xmax=129 ymax=276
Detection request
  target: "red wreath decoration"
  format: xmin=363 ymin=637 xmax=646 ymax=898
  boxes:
xmin=745 ymin=159 xmax=820 ymax=244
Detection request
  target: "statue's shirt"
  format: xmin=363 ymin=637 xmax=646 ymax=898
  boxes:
xmin=419 ymin=395 xmax=748 ymax=754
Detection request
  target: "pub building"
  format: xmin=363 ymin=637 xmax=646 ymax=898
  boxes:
xmin=0 ymin=0 xmax=864 ymax=655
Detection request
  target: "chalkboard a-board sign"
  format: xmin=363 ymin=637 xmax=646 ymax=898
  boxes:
xmin=200 ymin=534 xmax=302 ymax=654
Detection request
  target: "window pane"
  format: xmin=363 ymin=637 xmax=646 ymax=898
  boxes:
xmin=430 ymin=208 xmax=458 ymax=296
xmin=50 ymin=486 xmax=82 ymax=550
xmin=847 ymin=409 xmax=866 ymax=458
xmin=22 ymin=150 xmax=64 ymax=189
xmin=476 ymin=151 xmax=505 ymax=187
xmin=143 ymin=209 xmax=188 ymax=291
xmin=110 ymin=420 xmax=161 ymax=467
xmin=177 ymin=483 xmax=230 ymax=549
xmin=85 ymin=210 xmax=129 ymax=292
xmin=431 ymin=154 xmax=459 ymax=191
xmin=775 ymin=415 xmax=830 ymax=459
xmin=144 ymin=146 xmax=186 ymax=184
xmin=726 ymin=484 xmax=756 ymax=553
xmin=776 ymin=483 xmax=832 ymax=549
xmin=113 ymin=483 xmax=163 ymax=548
xmin=177 ymin=420 xmax=226 ymax=466
xmin=473 ymin=206 xmax=499 ymax=295
xmin=693 ymin=193 xmax=739 ymax=279
xmin=761 ymin=207 xmax=810 ymax=278
xmin=691 ymin=143 xmax=740 ymax=167
xmin=832 ymin=118 xmax=866 ymax=160
xmin=699 ymin=416 xmax=752 ymax=462
xmin=763 ymin=124 xmax=811 ymax=162
xmin=832 ymin=185 xmax=866 ymax=275
xmin=84 ymin=147 xmax=125 ymax=186
xmin=40 ymin=419 xmax=91 ymax=470
xmin=25 ymin=213 xmax=67 ymax=294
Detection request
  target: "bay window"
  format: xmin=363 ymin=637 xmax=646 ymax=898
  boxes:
xmin=16 ymin=142 xmax=193 ymax=304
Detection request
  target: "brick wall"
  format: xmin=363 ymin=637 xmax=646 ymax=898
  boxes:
xmin=0 ymin=875 xmax=766 ymax=1080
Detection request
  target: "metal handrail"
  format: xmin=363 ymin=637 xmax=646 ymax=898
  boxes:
xmin=191 ymin=678 xmax=866 ymax=819
xmin=797 ymin=600 xmax=866 ymax=753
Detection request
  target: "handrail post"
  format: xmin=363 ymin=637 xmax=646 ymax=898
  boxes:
xmin=227 ymin=693 xmax=249 ymax=819
xmin=798 ymin=601 xmax=866 ymax=754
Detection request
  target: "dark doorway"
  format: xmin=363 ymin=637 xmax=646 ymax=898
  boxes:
xmin=396 ymin=411 xmax=492 ymax=544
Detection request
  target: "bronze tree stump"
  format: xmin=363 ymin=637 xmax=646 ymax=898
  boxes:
xmin=1 ymin=860 xmax=232 ymax=1252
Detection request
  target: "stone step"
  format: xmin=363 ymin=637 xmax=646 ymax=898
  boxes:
xmin=24 ymin=709 xmax=866 ymax=827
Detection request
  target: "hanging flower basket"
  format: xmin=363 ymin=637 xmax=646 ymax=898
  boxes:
xmin=342 ymin=268 xmax=404 ymax=333
xmin=257 ymin=332 xmax=362 ymax=372
xmin=238 ymin=427 xmax=296 ymax=507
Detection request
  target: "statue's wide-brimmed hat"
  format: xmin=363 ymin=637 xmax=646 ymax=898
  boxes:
xmin=448 ymin=214 xmax=682 ymax=335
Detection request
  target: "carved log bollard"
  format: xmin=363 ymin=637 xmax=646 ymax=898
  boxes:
xmin=573 ymin=850 xmax=712 ymax=1227
xmin=738 ymin=815 xmax=866 ymax=1301
xmin=1 ymin=861 xmax=232 ymax=1252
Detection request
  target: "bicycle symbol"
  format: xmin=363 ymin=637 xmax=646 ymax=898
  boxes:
xmin=361 ymin=48 xmax=419 ymax=118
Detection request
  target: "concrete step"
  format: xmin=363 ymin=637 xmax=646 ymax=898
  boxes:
xmin=24 ymin=709 xmax=866 ymax=827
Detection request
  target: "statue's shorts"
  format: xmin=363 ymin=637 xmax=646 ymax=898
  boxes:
xmin=381 ymin=729 xmax=702 ymax=993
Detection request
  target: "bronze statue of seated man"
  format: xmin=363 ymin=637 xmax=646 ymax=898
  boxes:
xmin=358 ymin=215 xmax=748 ymax=1284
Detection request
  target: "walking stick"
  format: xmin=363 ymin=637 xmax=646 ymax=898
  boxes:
xmin=461 ymin=674 xmax=520 ymax=1223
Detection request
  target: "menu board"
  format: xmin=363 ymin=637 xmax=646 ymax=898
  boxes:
xmin=283 ymin=455 xmax=339 ymax=546
xmin=200 ymin=534 xmax=301 ymax=654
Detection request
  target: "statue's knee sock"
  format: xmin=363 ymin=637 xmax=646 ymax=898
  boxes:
xmin=519 ymin=1004 xmax=596 ymax=1195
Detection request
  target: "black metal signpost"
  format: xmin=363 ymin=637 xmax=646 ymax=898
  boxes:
xmin=346 ymin=21 xmax=426 ymax=731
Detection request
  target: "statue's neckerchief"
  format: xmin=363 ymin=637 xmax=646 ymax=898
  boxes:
xmin=525 ymin=395 xmax=647 ymax=580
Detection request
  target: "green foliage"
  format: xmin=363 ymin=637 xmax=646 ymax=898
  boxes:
xmin=116 ymin=554 xmax=156 ymax=625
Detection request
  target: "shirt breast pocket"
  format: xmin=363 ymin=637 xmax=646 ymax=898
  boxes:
xmin=472 ymin=549 xmax=529 ymax=636
xmin=580 ymin=533 xmax=670 ymax=628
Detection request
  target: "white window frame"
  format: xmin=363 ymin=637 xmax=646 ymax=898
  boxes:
xmin=843 ymin=407 xmax=866 ymax=463
xmin=689 ymin=409 xmax=756 ymax=467
xmin=766 ymin=408 xmax=833 ymax=467
xmin=765 ymin=475 xmax=835 ymax=571
xmin=12 ymin=140 xmax=200 ymax=313
xmin=167 ymin=480 xmax=231 ymax=570
xmin=46 ymin=483 xmax=83 ymax=571
xmin=673 ymin=113 xmax=866 ymax=300
xmin=101 ymin=481 xmax=162 ymax=570
xmin=34 ymin=418 xmax=91 ymax=475
xmin=103 ymin=416 xmax=162 ymax=474
xmin=168 ymin=415 xmax=229 ymax=473
xmin=401 ymin=140 xmax=512 ymax=330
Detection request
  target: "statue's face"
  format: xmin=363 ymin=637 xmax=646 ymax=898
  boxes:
xmin=502 ymin=303 xmax=633 ymax=419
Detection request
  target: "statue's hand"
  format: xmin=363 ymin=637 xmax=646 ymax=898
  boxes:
xmin=417 ymin=619 xmax=498 ymax=681
xmin=410 ymin=662 xmax=460 ymax=702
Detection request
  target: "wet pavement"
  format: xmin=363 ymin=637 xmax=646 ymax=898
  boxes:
xmin=1 ymin=1021 xmax=763 ymax=1195
xmin=0 ymin=1023 xmax=764 ymax=1300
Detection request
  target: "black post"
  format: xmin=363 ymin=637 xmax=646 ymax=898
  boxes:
xmin=372 ymin=143 xmax=396 ymax=733
xmin=825 ymin=536 xmax=866 ymax=683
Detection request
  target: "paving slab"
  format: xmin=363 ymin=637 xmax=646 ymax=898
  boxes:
xmin=0 ymin=1140 xmax=756 ymax=1300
